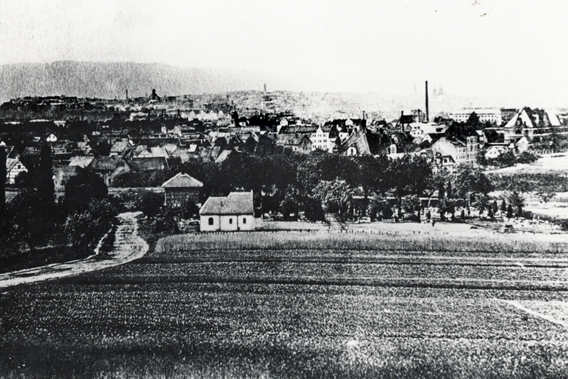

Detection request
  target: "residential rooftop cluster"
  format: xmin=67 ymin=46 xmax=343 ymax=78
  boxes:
xmin=2 ymin=89 xmax=568 ymax=194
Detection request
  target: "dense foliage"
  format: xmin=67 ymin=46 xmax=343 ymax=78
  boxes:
xmin=0 ymin=150 xmax=119 ymax=269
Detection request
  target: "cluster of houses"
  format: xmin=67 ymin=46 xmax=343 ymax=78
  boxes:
xmin=3 ymin=106 xmax=567 ymax=192
xmin=3 ymin=95 xmax=568 ymax=235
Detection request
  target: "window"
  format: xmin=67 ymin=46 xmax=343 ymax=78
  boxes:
xmin=229 ymin=218 xmax=233 ymax=224
xmin=208 ymin=217 xmax=214 ymax=225
xmin=243 ymin=218 xmax=246 ymax=224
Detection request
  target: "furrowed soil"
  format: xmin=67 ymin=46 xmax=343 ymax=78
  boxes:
xmin=1 ymin=229 xmax=568 ymax=378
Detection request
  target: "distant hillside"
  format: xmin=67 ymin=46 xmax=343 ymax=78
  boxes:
xmin=0 ymin=61 xmax=276 ymax=101
xmin=0 ymin=61 xmax=491 ymax=115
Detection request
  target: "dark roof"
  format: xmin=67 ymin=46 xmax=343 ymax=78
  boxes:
xmin=279 ymin=124 xmax=318 ymax=135
xmin=200 ymin=191 xmax=254 ymax=215
xmin=426 ymin=133 xmax=444 ymax=144
xmin=351 ymin=119 xmax=367 ymax=127
xmin=324 ymin=119 xmax=348 ymax=127
xmin=88 ymin=156 xmax=129 ymax=171
xmin=366 ymin=131 xmax=389 ymax=155
xmin=162 ymin=173 xmax=203 ymax=188
xmin=128 ymin=157 xmax=169 ymax=171
xmin=277 ymin=134 xmax=311 ymax=146
xmin=338 ymin=130 xmax=371 ymax=155
xmin=22 ymin=146 xmax=41 ymax=157
xmin=110 ymin=139 xmax=130 ymax=154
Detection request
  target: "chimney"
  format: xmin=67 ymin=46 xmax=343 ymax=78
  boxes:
xmin=125 ymin=88 xmax=129 ymax=101
xmin=401 ymin=111 xmax=404 ymax=132
xmin=425 ymin=81 xmax=429 ymax=123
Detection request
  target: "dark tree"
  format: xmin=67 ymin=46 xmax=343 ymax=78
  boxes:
xmin=313 ymin=180 xmax=355 ymax=221
xmin=243 ymin=137 xmax=257 ymax=154
xmin=387 ymin=155 xmax=432 ymax=217
xmin=438 ymin=181 xmax=445 ymax=200
xmin=182 ymin=199 xmax=200 ymax=219
xmin=452 ymin=165 xmax=494 ymax=211
xmin=508 ymin=191 xmax=525 ymax=216
xmin=296 ymin=151 xmax=329 ymax=194
xmin=138 ymin=191 xmax=164 ymax=218
xmin=64 ymin=198 xmax=117 ymax=249
xmin=231 ymin=111 xmax=239 ymax=127
xmin=466 ymin=112 xmax=480 ymax=126
xmin=8 ymin=189 xmax=60 ymax=251
xmin=304 ymin=197 xmax=325 ymax=222
xmin=280 ymin=192 xmax=299 ymax=221
xmin=63 ymin=168 xmax=108 ymax=211
xmin=92 ymin=140 xmax=112 ymax=156
xmin=0 ymin=145 xmax=5 ymax=218
xmin=37 ymin=144 xmax=54 ymax=203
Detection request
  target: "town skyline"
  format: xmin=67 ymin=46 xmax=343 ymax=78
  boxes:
xmin=1 ymin=0 xmax=567 ymax=107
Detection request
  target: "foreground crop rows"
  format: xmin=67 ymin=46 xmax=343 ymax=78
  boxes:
xmin=2 ymin=231 xmax=568 ymax=378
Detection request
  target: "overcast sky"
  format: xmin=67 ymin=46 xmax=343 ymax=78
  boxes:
xmin=0 ymin=0 xmax=567 ymax=106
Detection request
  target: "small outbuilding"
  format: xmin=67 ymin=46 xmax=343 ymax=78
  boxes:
xmin=6 ymin=158 xmax=28 ymax=184
xmin=161 ymin=173 xmax=203 ymax=209
xmin=200 ymin=191 xmax=255 ymax=232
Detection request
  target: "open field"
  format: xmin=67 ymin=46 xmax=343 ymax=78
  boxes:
xmin=486 ymin=153 xmax=568 ymax=175
xmin=2 ymin=231 xmax=568 ymax=378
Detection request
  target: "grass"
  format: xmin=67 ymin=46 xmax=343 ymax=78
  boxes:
xmin=0 ymin=246 xmax=92 ymax=274
xmin=158 ymin=227 xmax=568 ymax=255
xmin=2 ymin=230 xmax=568 ymax=378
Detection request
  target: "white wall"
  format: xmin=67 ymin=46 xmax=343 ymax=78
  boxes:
xmin=200 ymin=215 xmax=220 ymax=232
xmin=220 ymin=215 xmax=239 ymax=231
xmin=201 ymin=214 xmax=255 ymax=231
xmin=238 ymin=215 xmax=255 ymax=231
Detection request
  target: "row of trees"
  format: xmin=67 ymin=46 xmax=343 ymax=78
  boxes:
xmin=148 ymin=150 xmax=497 ymax=222
xmin=479 ymin=151 xmax=540 ymax=168
xmin=0 ymin=145 xmax=119 ymax=254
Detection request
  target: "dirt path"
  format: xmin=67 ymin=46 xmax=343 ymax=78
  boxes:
xmin=0 ymin=212 xmax=148 ymax=289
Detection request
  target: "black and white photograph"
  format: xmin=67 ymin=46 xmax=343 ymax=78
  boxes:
xmin=1 ymin=0 xmax=568 ymax=377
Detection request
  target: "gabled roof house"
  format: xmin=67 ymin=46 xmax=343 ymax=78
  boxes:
xmin=200 ymin=191 xmax=255 ymax=232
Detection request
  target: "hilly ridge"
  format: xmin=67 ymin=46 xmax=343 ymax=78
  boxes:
xmin=0 ymin=61 xmax=276 ymax=101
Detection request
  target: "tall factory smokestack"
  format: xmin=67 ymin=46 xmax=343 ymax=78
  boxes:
xmin=425 ymin=81 xmax=429 ymax=123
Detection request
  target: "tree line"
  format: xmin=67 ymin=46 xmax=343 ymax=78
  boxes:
xmin=131 ymin=149 xmax=499 ymax=223
xmin=0 ymin=145 xmax=119 ymax=263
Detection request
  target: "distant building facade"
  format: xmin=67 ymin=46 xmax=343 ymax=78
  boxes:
xmin=449 ymin=109 xmax=502 ymax=125
xmin=430 ymin=136 xmax=479 ymax=171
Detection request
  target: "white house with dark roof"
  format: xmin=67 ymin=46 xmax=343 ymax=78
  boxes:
xmin=200 ymin=191 xmax=255 ymax=232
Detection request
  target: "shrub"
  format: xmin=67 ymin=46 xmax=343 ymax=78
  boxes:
xmin=138 ymin=191 xmax=164 ymax=217
xmin=304 ymin=197 xmax=325 ymax=222
xmin=64 ymin=199 xmax=117 ymax=249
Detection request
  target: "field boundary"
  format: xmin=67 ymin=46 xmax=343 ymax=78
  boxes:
xmin=499 ymin=300 xmax=568 ymax=328
xmin=0 ymin=212 xmax=148 ymax=289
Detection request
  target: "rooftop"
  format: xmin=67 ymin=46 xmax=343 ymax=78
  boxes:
xmin=162 ymin=172 xmax=204 ymax=188
xmin=200 ymin=191 xmax=254 ymax=215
